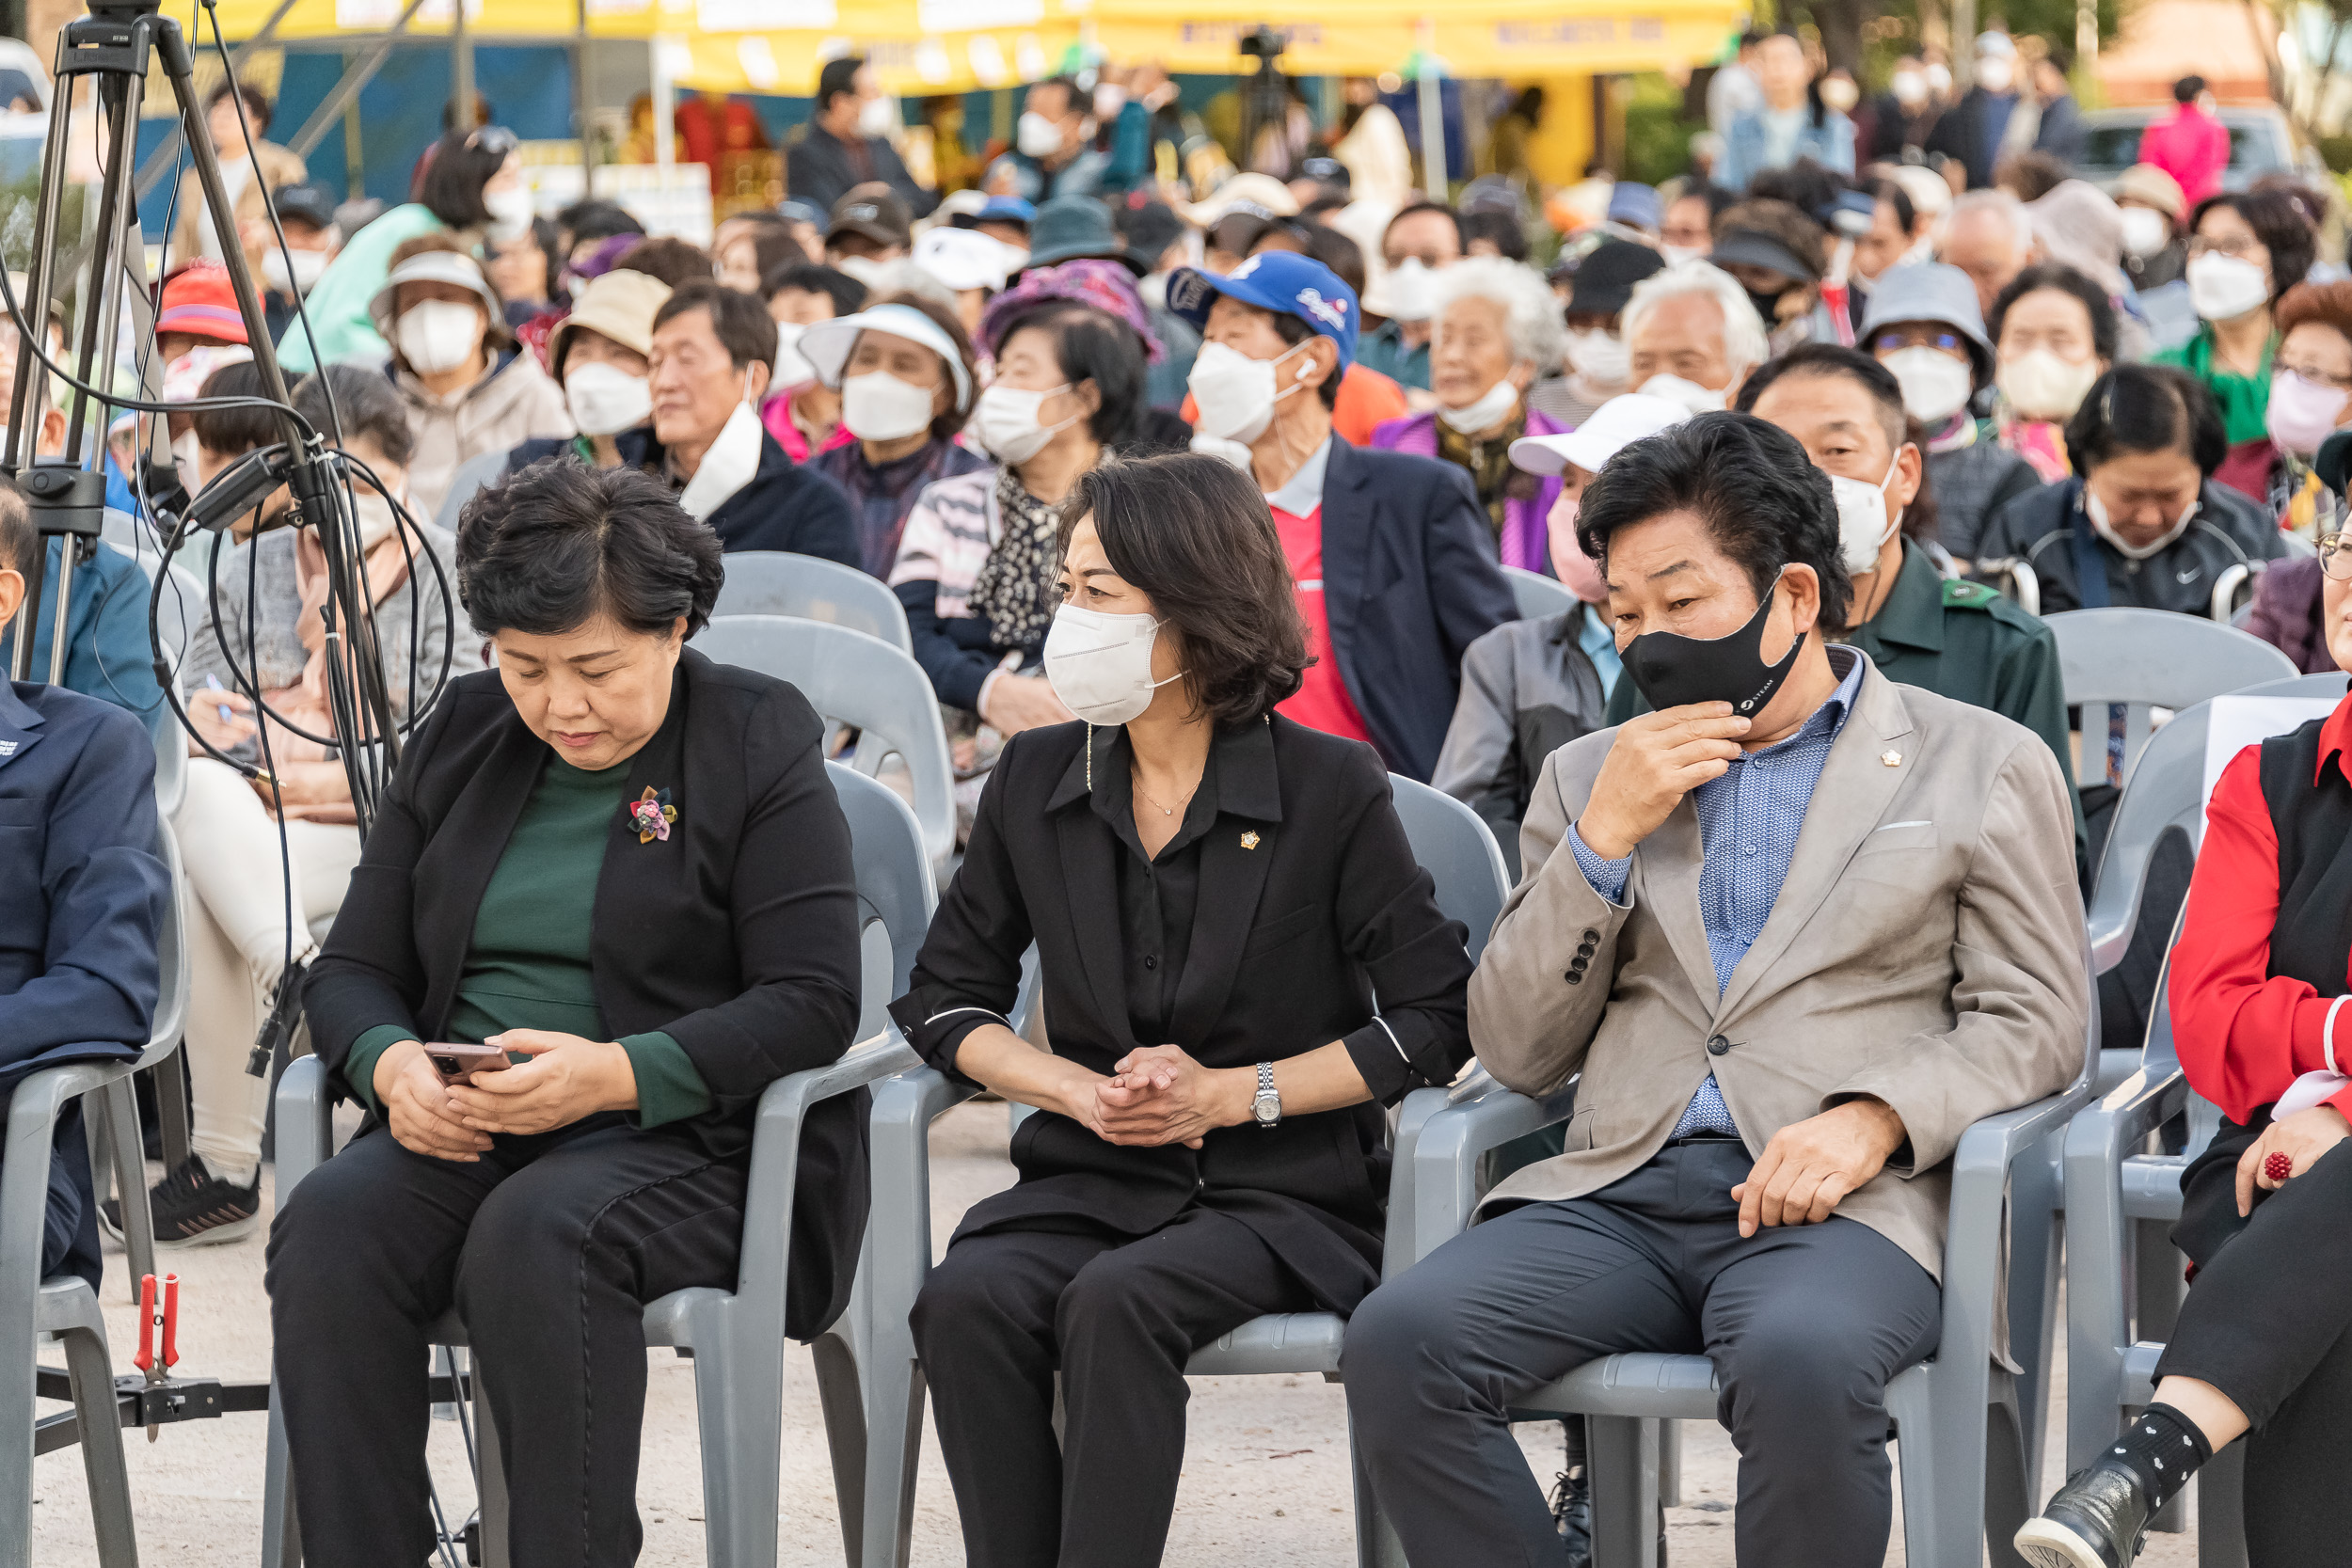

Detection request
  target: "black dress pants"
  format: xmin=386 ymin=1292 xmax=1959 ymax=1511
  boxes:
xmin=1343 ymin=1140 xmax=1942 ymax=1568
xmin=265 ymin=1117 xmax=747 ymax=1568
xmin=2157 ymin=1137 xmax=2352 ymax=1567
xmin=909 ymin=1204 xmax=1314 ymax=1568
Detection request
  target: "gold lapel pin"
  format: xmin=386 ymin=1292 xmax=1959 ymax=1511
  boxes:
xmin=1881 ymin=751 xmax=1903 ymax=768
xmin=1240 ymin=831 xmax=1261 ymax=850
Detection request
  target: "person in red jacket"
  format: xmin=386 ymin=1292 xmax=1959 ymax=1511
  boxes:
xmin=2137 ymin=76 xmax=2233 ymax=210
xmin=2015 ymin=529 xmax=2352 ymax=1567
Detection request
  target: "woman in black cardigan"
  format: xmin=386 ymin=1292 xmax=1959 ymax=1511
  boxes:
xmin=887 ymin=451 xmax=1475 ymax=1568
xmin=269 ymin=460 xmax=864 ymax=1568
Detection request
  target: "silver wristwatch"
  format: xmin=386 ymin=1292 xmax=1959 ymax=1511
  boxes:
xmin=1251 ymin=1061 xmax=1281 ymax=1129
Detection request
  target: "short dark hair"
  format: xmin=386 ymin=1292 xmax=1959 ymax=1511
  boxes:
xmin=994 ymin=303 xmax=1146 ymax=445
xmin=1386 ymin=200 xmax=1465 ymax=254
xmin=653 ymin=279 xmax=778 ymax=373
xmin=1746 ymin=160 xmax=1846 ymax=223
xmin=1461 ymin=209 xmax=1529 ymax=261
xmin=417 ymin=130 xmax=513 ymax=230
xmin=762 ymin=261 xmax=867 ymax=316
xmin=2173 ymin=75 xmax=2206 ymax=104
xmin=1735 ymin=343 xmax=1941 ymax=554
xmin=2064 ymin=363 xmax=2227 ymax=478
xmin=817 ymin=56 xmax=866 ymax=112
xmin=616 ymin=236 xmax=716 ymax=291
xmin=1869 ymin=177 xmax=1916 ymax=236
xmin=556 ymin=198 xmax=644 ymax=251
xmin=2188 ymin=187 xmax=2318 ymax=302
xmin=1989 ymin=263 xmax=2120 ymax=361
xmin=1270 ymin=311 xmax=1344 ymax=412
xmin=1057 ymin=453 xmax=1308 ymax=726
xmin=0 ymin=473 xmax=28 ymax=577
xmin=723 ymin=218 xmax=805 ymax=288
xmin=866 ymin=290 xmax=979 ymax=433
xmin=1030 ymin=74 xmax=1081 ymax=118
xmin=1995 ymin=150 xmax=2071 ymax=204
xmin=190 ymin=361 xmax=278 ymax=455
xmin=1301 ymin=224 xmax=1365 ymax=297
xmin=294 ymin=364 xmax=415 ymax=469
xmin=1576 ymin=410 xmax=1852 ymax=635
xmin=456 ymin=458 xmax=723 ymax=638
xmin=206 ymin=81 xmax=272 ymax=135
xmin=1672 ymin=182 xmax=1738 ymax=225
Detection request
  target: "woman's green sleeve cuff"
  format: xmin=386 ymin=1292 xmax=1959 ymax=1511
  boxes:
xmin=342 ymin=1024 xmax=417 ymax=1114
xmin=619 ymin=1031 xmax=714 ymax=1129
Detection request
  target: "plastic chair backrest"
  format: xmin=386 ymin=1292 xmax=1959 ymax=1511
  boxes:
xmin=1501 ymin=566 xmax=1578 ymax=626
xmin=145 ymin=820 xmax=189 ymax=1069
xmin=1388 ymin=773 xmax=1511 ymax=963
xmin=2045 ymin=609 xmax=2296 ymax=787
xmin=695 ymin=615 xmax=956 ymax=871
xmin=709 ymin=551 xmax=914 ymax=654
xmin=826 ymin=762 xmax=936 ymax=1042
xmin=436 ymin=449 xmax=514 ymax=531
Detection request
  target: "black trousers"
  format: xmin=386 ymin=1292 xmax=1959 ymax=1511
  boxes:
xmin=265 ymin=1117 xmax=746 ymax=1568
xmin=1344 ymin=1140 xmax=1942 ymax=1568
xmin=909 ymin=1204 xmax=1314 ymax=1568
xmin=2157 ymin=1138 xmax=2352 ymax=1567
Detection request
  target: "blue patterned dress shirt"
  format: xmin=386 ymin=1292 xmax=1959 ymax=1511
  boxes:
xmin=1569 ymin=646 xmax=1865 ymax=1137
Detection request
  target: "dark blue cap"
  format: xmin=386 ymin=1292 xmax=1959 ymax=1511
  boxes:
xmin=1164 ymin=252 xmax=1359 ymax=369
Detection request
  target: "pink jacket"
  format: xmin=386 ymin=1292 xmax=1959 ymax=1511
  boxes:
xmin=2138 ymin=106 xmax=2231 ymax=209
xmin=1367 ymin=405 xmax=1566 ymax=572
xmin=761 ymin=384 xmax=854 ymax=465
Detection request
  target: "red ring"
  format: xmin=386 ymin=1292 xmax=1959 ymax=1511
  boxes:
xmin=2265 ymin=1151 xmax=2294 ymax=1183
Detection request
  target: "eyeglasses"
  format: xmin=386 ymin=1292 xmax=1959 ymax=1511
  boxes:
xmin=1867 ymin=328 xmax=1964 ymax=356
xmin=2277 ymin=361 xmax=2352 ymax=393
xmin=467 ymin=126 xmax=519 ymax=158
xmin=2185 ymin=234 xmax=2265 ymax=262
xmin=2320 ymin=533 xmax=2352 ymax=580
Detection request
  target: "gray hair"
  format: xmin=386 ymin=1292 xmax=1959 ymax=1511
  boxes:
xmin=1427 ymin=256 xmax=1568 ymax=374
xmin=1620 ymin=260 xmax=1772 ymax=374
xmin=1938 ymin=190 xmax=2034 ymax=264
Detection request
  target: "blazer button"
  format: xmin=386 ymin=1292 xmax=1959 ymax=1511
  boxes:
xmin=1581 ymin=928 xmax=1599 ymax=943
xmin=1565 ymin=970 xmax=1582 ymax=985
xmin=1143 ymin=955 xmax=1158 ymax=970
xmin=1577 ymin=940 xmax=1597 ymax=957
xmin=1707 ymin=1035 xmax=1731 ymax=1056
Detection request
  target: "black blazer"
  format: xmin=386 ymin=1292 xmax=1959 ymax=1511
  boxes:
xmin=1320 ymin=440 xmax=1518 ymax=784
xmin=305 ymin=648 xmax=866 ymax=1338
xmin=888 ymin=715 xmax=1475 ymax=1313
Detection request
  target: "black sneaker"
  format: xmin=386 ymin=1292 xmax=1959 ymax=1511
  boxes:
xmin=2015 ymin=1458 xmax=2153 ymax=1568
xmin=1549 ymin=1468 xmax=1592 ymax=1568
xmin=101 ymin=1153 xmax=262 ymax=1248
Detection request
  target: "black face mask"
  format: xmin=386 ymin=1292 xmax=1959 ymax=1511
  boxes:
xmin=1745 ymin=288 xmax=1788 ymax=325
xmin=1622 ymin=577 xmax=1804 ymax=717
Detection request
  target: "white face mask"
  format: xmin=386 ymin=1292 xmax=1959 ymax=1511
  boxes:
xmin=2120 ymin=207 xmax=2170 ymax=260
xmin=2186 ymin=251 xmax=2270 ymax=323
xmin=1565 ymin=327 xmax=1630 ymax=387
xmin=348 ymin=486 xmax=405 ymax=551
xmin=566 ymin=361 xmax=653 ymax=436
xmin=262 ymin=246 xmax=331 ymax=297
xmin=483 ymin=185 xmax=535 ymax=243
xmin=1830 ymin=453 xmax=1904 ymax=575
xmin=172 ymin=429 xmax=202 ymax=499
xmin=1658 ymin=244 xmax=1709 ymax=267
xmin=678 ymin=368 xmax=766 ymax=521
xmin=973 ymin=382 xmax=1075 ymax=464
xmin=397 ymin=299 xmax=485 ymax=375
xmin=1041 ymin=604 xmax=1182 ymax=727
xmin=1438 ymin=373 xmax=1524 ymax=435
xmin=1977 ymin=57 xmax=2015 ymax=93
xmin=857 ymin=94 xmax=896 ymax=137
xmin=1187 ymin=338 xmax=1311 ymax=445
xmin=840 ymin=371 xmax=937 ymax=442
xmin=1997 ymin=348 xmax=2101 ymax=420
xmin=1882 ymin=346 xmax=1975 ymax=424
xmin=771 ymin=320 xmax=817 ymax=389
xmin=1892 ymin=69 xmax=1928 ymax=105
xmin=1636 ymin=372 xmax=1731 ymax=415
xmin=1016 ymin=111 xmax=1065 ymax=160
xmin=2086 ymin=487 xmax=2199 ymax=561
xmin=1382 ymin=258 xmax=1438 ymax=324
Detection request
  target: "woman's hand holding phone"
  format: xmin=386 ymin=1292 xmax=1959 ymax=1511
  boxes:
xmin=373 ymin=1040 xmax=496 ymax=1163
xmin=442 ymin=1029 xmax=640 ymax=1136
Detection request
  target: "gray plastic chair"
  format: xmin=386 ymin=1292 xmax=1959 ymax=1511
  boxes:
xmin=860 ymin=775 xmax=1510 ymax=1568
xmin=1501 ymin=565 xmax=1578 ymax=626
xmin=693 ymin=615 xmax=955 ymax=877
xmin=2044 ymin=609 xmax=2296 ymax=789
xmin=434 ymin=449 xmax=515 ymax=532
xmin=1399 ymin=942 xmax=2103 ymax=1568
xmin=262 ymin=763 xmax=934 ymax=1568
xmin=711 ymin=552 xmax=914 ymax=655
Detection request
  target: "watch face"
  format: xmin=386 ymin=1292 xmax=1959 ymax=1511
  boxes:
xmin=1252 ymin=1091 xmax=1279 ymax=1123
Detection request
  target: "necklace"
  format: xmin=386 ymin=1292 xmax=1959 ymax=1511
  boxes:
xmin=1132 ymin=768 xmax=1200 ymax=817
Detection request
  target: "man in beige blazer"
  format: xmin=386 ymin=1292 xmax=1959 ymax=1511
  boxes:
xmin=1345 ymin=412 xmax=2087 ymax=1568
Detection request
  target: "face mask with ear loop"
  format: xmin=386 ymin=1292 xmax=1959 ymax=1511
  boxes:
xmin=1829 ymin=453 xmax=1907 ymax=575
xmin=2085 ymin=487 xmax=2201 ymax=561
xmin=1186 ymin=337 xmax=1316 ymax=444
xmin=678 ymin=365 xmax=767 ymax=521
xmin=1621 ymin=568 xmax=1806 ymax=717
xmin=1042 ymin=604 xmax=1185 ymax=726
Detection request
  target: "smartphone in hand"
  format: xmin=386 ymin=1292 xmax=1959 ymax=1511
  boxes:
xmin=425 ymin=1042 xmax=513 ymax=1086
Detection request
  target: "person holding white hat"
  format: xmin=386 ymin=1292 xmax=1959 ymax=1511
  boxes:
xmin=1430 ymin=393 xmax=1686 ymax=875
xmin=374 ymin=233 xmax=572 ymax=516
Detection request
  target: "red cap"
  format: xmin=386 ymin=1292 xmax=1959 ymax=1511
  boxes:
xmin=155 ymin=261 xmax=249 ymax=346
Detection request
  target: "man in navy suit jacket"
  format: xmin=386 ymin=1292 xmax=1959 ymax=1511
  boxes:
xmin=0 ymin=483 xmax=168 ymax=1292
xmin=1166 ymin=252 xmax=1517 ymax=783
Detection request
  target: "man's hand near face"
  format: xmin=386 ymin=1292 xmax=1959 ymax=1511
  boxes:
xmin=1575 ymin=703 xmax=1752 ymax=860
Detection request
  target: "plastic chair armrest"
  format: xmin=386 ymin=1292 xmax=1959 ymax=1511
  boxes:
xmin=734 ymin=1033 xmax=922 ymax=1295
xmin=274 ymin=1055 xmax=335 ymax=1197
xmin=1401 ymin=1071 xmax=1578 ymax=1270
xmin=2 ymin=1062 xmax=135 ymax=1291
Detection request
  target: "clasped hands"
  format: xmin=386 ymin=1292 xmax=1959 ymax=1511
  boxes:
xmin=373 ymin=1030 xmax=640 ymax=1162
xmin=1058 ymin=1043 xmax=1248 ymax=1149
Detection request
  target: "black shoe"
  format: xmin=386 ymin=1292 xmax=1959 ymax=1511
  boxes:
xmin=101 ymin=1153 xmax=262 ymax=1248
xmin=2015 ymin=1458 xmax=2153 ymax=1568
xmin=1549 ymin=1468 xmax=1592 ymax=1568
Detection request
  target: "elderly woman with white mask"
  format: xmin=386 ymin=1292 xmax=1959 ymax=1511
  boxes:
xmin=374 ymin=234 xmax=572 ymax=515
xmin=1368 ymin=256 xmax=1568 ymax=572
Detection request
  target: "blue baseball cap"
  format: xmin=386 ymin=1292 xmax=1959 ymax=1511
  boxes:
xmin=977 ymin=195 xmax=1036 ymax=225
xmin=1164 ymin=252 xmax=1360 ymax=369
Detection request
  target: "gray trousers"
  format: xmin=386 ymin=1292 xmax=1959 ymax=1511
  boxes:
xmin=1343 ymin=1140 xmax=1939 ymax=1568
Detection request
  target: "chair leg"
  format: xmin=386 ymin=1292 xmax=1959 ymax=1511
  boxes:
xmin=1586 ymin=1415 xmax=1660 ymax=1568
xmin=1980 ymin=1383 xmax=2035 ymax=1568
xmin=150 ymin=1058 xmax=191 ymax=1177
xmin=472 ymin=1358 xmax=511 ymax=1568
xmin=688 ymin=1306 xmax=783 ymax=1568
xmin=1886 ymin=1375 xmax=1947 ymax=1568
xmin=2196 ymin=1445 xmax=2249 ymax=1568
xmin=812 ymin=1323 xmax=868 ymax=1567
xmin=59 ymin=1318 xmax=137 ymax=1568
xmin=100 ymin=1078 xmax=153 ymax=1305
xmin=1657 ymin=1419 xmax=1679 ymax=1508
xmin=262 ymin=1373 xmax=301 ymax=1568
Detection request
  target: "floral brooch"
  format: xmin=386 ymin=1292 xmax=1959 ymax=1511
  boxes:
xmin=628 ymin=786 xmax=677 ymax=844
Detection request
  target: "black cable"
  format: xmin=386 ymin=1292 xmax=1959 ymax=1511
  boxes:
xmin=245 ymin=507 xmax=296 ymax=1021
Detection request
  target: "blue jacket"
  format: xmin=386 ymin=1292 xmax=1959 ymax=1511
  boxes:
xmin=0 ymin=681 xmax=167 ymax=1292
xmin=1718 ymin=106 xmax=1856 ymax=192
xmin=1318 ymin=441 xmax=1518 ymax=783
xmin=20 ymin=537 xmax=168 ymax=741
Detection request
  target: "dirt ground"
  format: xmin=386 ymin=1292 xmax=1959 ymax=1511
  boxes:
xmin=32 ymin=1101 xmax=2207 ymax=1565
